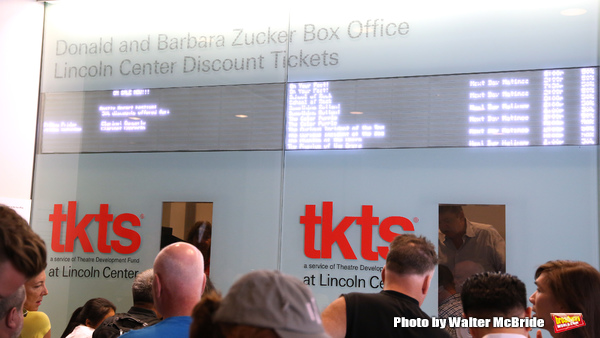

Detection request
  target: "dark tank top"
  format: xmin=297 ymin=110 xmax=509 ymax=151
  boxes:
xmin=343 ymin=290 xmax=451 ymax=338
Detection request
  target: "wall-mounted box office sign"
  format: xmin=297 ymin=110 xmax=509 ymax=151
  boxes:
xmin=40 ymin=0 xmax=598 ymax=92
xmin=31 ymin=0 xmax=600 ymax=332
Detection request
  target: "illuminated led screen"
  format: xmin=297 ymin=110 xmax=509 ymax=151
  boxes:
xmin=286 ymin=67 xmax=598 ymax=149
xmin=39 ymin=67 xmax=597 ymax=153
xmin=40 ymin=84 xmax=285 ymax=153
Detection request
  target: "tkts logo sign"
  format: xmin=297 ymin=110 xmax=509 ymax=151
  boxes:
xmin=49 ymin=201 xmax=141 ymax=254
xmin=300 ymin=202 xmax=414 ymax=260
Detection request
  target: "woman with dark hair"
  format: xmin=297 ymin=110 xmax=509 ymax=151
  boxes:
xmin=529 ymin=260 xmax=600 ymax=338
xmin=60 ymin=298 xmax=116 ymax=338
xmin=185 ymin=221 xmax=212 ymax=276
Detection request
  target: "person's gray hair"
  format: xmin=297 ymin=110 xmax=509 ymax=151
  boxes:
xmin=132 ymin=269 xmax=154 ymax=304
xmin=0 ymin=286 xmax=25 ymax=320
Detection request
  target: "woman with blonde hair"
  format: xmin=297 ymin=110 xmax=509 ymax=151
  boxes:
xmin=529 ymin=260 xmax=600 ymax=338
xmin=20 ymin=270 xmax=50 ymax=338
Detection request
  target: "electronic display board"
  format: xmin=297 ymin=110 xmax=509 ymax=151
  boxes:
xmin=39 ymin=67 xmax=597 ymax=153
xmin=40 ymin=84 xmax=285 ymax=153
xmin=286 ymin=67 xmax=597 ymax=149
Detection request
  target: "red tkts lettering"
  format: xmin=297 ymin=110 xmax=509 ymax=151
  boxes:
xmin=49 ymin=201 xmax=141 ymax=254
xmin=300 ymin=202 xmax=414 ymax=260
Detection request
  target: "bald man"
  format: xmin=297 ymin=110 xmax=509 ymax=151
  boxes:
xmin=121 ymin=243 xmax=206 ymax=338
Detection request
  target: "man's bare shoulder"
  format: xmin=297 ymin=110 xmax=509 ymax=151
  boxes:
xmin=321 ymin=296 xmax=347 ymax=338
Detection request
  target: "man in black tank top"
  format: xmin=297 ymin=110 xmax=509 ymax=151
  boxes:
xmin=321 ymin=234 xmax=451 ymax=338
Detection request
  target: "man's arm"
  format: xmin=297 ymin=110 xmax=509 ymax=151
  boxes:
xmin=321 ymin=296 xmax=347 ymax=338
xmin=490 ymin=231 xmax=506 ymax=273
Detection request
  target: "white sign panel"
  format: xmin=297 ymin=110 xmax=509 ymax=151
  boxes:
xmin=41 ymin=0 xmax=598 ymax=92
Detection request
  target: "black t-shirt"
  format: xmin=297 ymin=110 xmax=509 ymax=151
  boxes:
xmin=92 ymin=307 xmax=161 ymax=338
xmin=344 ymin=290 xmax=451 ymax=338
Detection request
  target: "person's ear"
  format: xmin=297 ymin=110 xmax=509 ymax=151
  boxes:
xmin=154 ymin=273 xmax=162 ymax=299
xmin=525 ymin=307 xmax=533 ymax=332
xmin=6 ymin=307 xmax=19 ymax=329
xmin=422 ymin=272 xmax=432 ymax=295
xmin=381 ymin=267 xmax=386 ymax=284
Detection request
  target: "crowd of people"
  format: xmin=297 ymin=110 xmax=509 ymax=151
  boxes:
xmin=2 ymin=203 xmax=600 ymax=338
